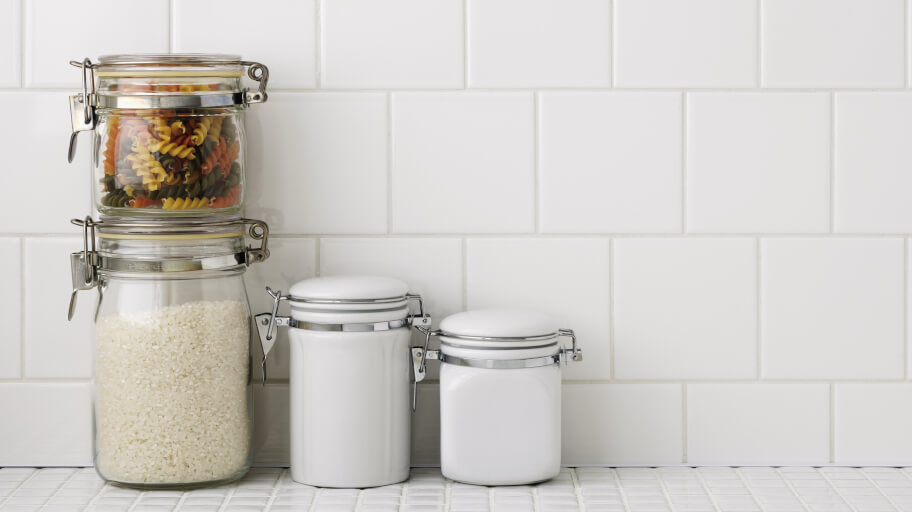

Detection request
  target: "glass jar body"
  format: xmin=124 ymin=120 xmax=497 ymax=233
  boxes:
xmin=92 ymin=270 xmax=253 ymax=489
xmin=94 ymin=106 xmax=246 ymax=217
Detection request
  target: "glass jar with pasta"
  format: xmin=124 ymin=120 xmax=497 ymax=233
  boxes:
xmin=68 ymin=54 xmax=268 ymax=217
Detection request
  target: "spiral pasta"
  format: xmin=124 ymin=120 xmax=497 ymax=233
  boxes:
xmin=191 ymin=119 xmax=211 ymax=146
xmin=98 ymin=112 xmax=243 ymax=211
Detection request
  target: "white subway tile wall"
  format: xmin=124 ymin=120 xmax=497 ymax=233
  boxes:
xmin=3 ymin=0 xmax=912 ymax=466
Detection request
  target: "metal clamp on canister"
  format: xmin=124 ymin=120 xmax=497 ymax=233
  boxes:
xmin=255 ymin=281 xmax=431 ymax=389
xmin=67 ymin=56 xmax=270 ymax=162
xmin=558 ymin=328 xmax=583 ymax=364
xmin=68 ymin=216 xmax=270 ymax=321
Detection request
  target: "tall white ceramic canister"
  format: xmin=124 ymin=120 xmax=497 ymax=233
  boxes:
xmin=412 ymin=309 xmax=582 ymax=486
xmin=255 ymin=276 xmax=431 ymax=488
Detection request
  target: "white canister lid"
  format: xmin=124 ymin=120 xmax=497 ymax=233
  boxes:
xmin=438 ymin=309 xmax=560 ymax=349
xmin=289 ymin=275 xmax=409 ymax=303
xmin=285 ymin=275 xmax=412 ymax=324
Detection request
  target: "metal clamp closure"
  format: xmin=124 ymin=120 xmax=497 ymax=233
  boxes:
xmin=67 ymin=58 xmax=96 ymax=163
xmin=429 ymin=350 xmax=561 ymax=369
xmin=558 ymin=328 xmax=583 ymax=364
xmin=67 ymin=59 xmax=269 ymax=161
xmin=67 ymin=217 xmax=270 ymax=321
xmin=241 ymin=61 xmax=269 ymax=105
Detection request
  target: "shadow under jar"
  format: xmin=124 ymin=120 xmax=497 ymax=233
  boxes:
xmin=67 ymin=216 xmax=271 ymax=489
xmin=67 ymin=54 xmax=268 ymax=217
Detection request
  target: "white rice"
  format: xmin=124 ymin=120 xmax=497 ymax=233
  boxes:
xmin=95 ymin=300 xmax=250 ymax=485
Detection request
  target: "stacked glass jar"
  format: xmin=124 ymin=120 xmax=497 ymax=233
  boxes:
xmin=66 ymin=55 xmax=271 ymax=489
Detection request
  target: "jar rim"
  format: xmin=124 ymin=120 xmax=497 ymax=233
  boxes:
xmin=97 ymin=53 xmax=242 ymax=68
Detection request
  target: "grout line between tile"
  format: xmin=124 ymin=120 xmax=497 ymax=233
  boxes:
xmin=308 ymin=486 xmax=323 ymax=512
xmin=693 ymin=469 xmax=723 ymax=512
xmin=609 ymin=468 xmax=631 ymax=512
xmin=444 ymin=475 xmax=451 ymax=512
xmin=36 ymin=468 xmax=80 ymax=512
xmin=387 ymin=91 xmax=393 ymax=235
xmin=463 ymin=0 xmax=468 ymax=89
xmin=487 ymin=481 xmax=493 ymax=512
xmin=19 ymin=0 xmax=25 ymax=88
xmin=0 ymin=468 xmax=37 ymax=508
xmin=756 ymin=238 xmax=762 ymax=379
xmin=906 ymin=237 xmax=909 ymax=380
xmin=681 ymin=93 xmax=688 ymax=232
xmin=81 ymin=476 xmax=110 ymax=512
xmin=125 ymin=489 xmax=144 ymax=512
xmin=829 ymin=92 xmax=836 ymax=232
xmin=858 ymin=469 xmax=905 ymax=512
xmin=354 ymin=485 xmax=364 ymax=512
xmin=533 ymin=91 xmax=541 ymax=233
xmin=532 ymin=480 xmax=541 ymax=512
xmin=316 ymin=0 xmax=323 ymax=88
xmin=216 ymin=479 xmax=240 ymax=512
xmin=756 ymin=0 xmax=762 ymax=87
xmin=608 ymin=238 xmax=615 ymax=379
xmin=19 ymin=238 xmax=25 ymax=379
xmin=314 ymin=237 xmax=321 ymax=276
xmin=681 ymin=384 xmax=688 ymax=464
xmin=906 ymin=0 xmax=910 ymax=89
xmin=653 ymin=468 xmax=680 ymax=512
xmin=461 ymin=238 xmax=468 ymax=311
xmin=168 ymin=0 xmax=173 ymax=53
xmin=610 ymin=0 xmax=616 ymax=87
xmin=569 ymin=468 xmax=584 ymax=512
xmin=733 ymin=468 xmax=764 ymax=512
xmin=817 ymin=468 xmax=858 ymax=512
xmin=261 ymin=468 xmax=283 ymax=511
xmin=830 ymin=383 xmax=836 ymax=464
xmin=774 ymin=468 xmax=813 ymax=512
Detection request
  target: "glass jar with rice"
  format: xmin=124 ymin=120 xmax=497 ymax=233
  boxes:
xmin=67 ymin=216 xmax=274 ymax=489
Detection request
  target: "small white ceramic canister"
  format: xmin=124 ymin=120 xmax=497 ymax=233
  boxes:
xmin=255 ymin=276 xmax=431 ymax=488
xmin=413 ymin=309 xmax=582 ymax=486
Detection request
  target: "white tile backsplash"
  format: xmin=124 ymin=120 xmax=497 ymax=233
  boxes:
xmin=835 ymin=93 xmax=912 ymax=233
xmin=0 ymin=0 xmax=20 ymax=88
xmin=0 ymin=383 xmax=92 ymax=466
xmin=613 ymin=238 xmax=757 ymax=380
xmin=25 ymin=0 xmax=169 ymax=87
xmin=835 ymin=384 xmax=912 ymax=465
xmin=321 ymin=238 xmax=464 ymax=380
xmin=761 ymin=238 xmax=905 ymax=379
xmin=244 ymin=238 xmax=318 ymax=382
xmin=614 ymin=0 xmax=757 ymax=88
xmin=7 ymin=0 xmax=912 ymax=467
xmin=687 ymin=384 xmax=830 ymax=465
xmin=0 ymin=238 xmax=21 ymax=379
xmin=323 ymin=0 xmax=463 ymax=88
xmin=173 ymin=0 xmax=317 ymax=89
xmin=761 ymin=0 xmax=905 ymax=88
xmin=466 ymin=238 xmax=610 ymax=380
xmin=392 ymin=92 xmax=534 ymax=233
xmin=246 ymin=92 xmax=388 ymax=234
xmin=468 ymin=0 xmax=611 ymax=87
xmin=562 ymin=383 xmax=683 ymax=465
xmin=23 ymin=238 xmax=93 ymax=379
xmin=0 ymin=92 xmax=90 ymax=234
xmin=539 ymin=92 xmax=682 ymax=233
xmin=687 ymin=93 xmax=830 ymax=233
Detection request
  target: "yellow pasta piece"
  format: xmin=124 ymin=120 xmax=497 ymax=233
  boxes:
xmin=190 ymin=118 xmax=211 ymax=146
xmin=157 ymin=141 xmax=196 ymax=159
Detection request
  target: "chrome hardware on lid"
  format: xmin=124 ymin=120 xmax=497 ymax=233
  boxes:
xmin=67 ymin=215 xmax=270 ymax=321
xmin=253 ymin=276 xmax=431 ymax=385
xmin=67 ymin=54 xmax=269 ymax=163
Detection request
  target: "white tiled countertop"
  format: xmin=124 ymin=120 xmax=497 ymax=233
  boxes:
xmin=1 ymin=466 xmax=911 ymax=512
